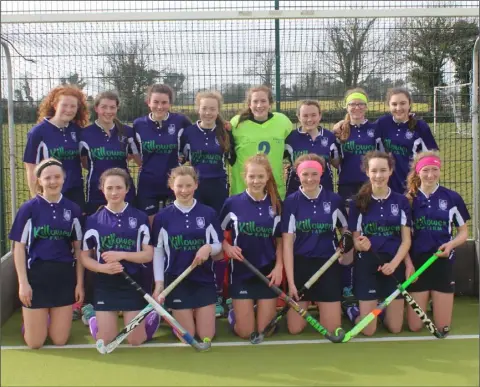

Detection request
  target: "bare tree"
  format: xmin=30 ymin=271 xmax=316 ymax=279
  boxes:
xmin=245 ymin=51 xmax=276 ymax=88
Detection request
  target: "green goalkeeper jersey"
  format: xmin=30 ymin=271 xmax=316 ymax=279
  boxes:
xmin=230 ymin=112 xmax=293 ymax=199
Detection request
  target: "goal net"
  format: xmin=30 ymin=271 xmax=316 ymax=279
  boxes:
xmin=434 ymin=83 xmax=472 ymax=137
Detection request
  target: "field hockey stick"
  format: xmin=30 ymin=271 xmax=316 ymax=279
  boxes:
xmin=342 ymin=251 xmax=440 ymax=342
xmin=96 ymin=264 xmax=197 ymax=354
xmin=240 ymin=257 xmax=345 ymax=343
xmin=96 ymin=269 xmax=210 ymax=354
xmin=369 ymin=250 xmax=449 ymax=338
xmin=251 ymin=249 xmax=342 ymax=344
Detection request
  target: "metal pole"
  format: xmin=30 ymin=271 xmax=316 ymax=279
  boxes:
xmin=274 ymin=0 xmax=281 ymax=112
xmin=0 ymin=39 xmax=18 ymax=235
xmin=0 ymin=95 xmax=5 ymax=256
xmin=471 ymin=36 xmax=479 ymax=261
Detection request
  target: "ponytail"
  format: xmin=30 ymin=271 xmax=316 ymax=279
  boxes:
xmin=355 ymin=181 xmax=373 ymax=213
xmin=235 ymin=85 xmax=273 ymax=128
xmin=113 ymin=117 xmax=126 ymax=140
xmin=214 ymin=116 xmax=230 ymax=154
xmin=407 ymin=113 xmax=417 ymax=132
xmin=338 ymin=113 xmax=352 ymax=143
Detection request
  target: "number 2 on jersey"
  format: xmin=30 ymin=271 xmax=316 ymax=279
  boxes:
xmin=258 ymin=141 xmax=271 ymax=155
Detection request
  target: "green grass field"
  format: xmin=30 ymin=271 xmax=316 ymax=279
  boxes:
xmin=1 ymin=297 xmax=478 ymax=386
xmin=1 ymin=121 xmax=475 ymax=244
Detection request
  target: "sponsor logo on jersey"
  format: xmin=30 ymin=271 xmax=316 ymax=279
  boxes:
xmin=391 ymin=204 xmax=399 ymax=216
xmin=196 ymin=217 xmax=205 ymax=229
xmin=129 ymin=217 xmax=137 ymax=229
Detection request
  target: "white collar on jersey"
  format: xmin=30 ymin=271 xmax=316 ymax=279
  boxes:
xmin=105 ymin=202 xmax=129 ymax=214
xmin=95 ymin=120 xmax=115 ymax=131
xmin=196 ymin=121 xmax=216 ymax=132
xmin=349 ymin=119 xmax=368 ymax=126
xmin=300 ymin=185 xmax=322 ymax=200
xmin=38 ymin=193 xmax=63 ymax=204
xmin=174 ymin=199 xmax=197 ymax=214
xmin=418 ymin=184 xmax=440 ymax=199
xmin=371 ymin=187 xmax=392 ymax=201
xmin=44 ymin=117 xmax=69 ymax=130
xmin=148 ymin=112 xmax=170 ymax=123
xmin=297 ymin=126 xmax=323 ymax=137
xmin=245 ymin=190 xmax=267 ymax=202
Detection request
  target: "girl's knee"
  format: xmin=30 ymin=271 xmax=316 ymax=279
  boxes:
xmin=25 ymin=337 xmax=46 ymax=349
xmin=408 ymin=322 xmax=423 ymax=332
xmin=51 ymin=336 xmax=69 ymax=346
xmin=127 ymin=336 xmax=145 ymax=346
xmin=287 ymin=324 xmax=305 ymax=335
xmin=235 ymin=326 xmax=253 ymax=340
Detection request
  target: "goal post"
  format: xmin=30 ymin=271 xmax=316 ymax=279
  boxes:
xmin=433 ymin=83 xmax=472 ymax=137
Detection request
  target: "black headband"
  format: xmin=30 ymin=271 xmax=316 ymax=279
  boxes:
xmin=36 ymin=160 xmax=63 ymax=177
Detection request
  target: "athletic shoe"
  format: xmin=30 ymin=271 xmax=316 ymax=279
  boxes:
xmin=72 ymin=302 xmax=82 ymax=321
xmin=88 ymin=316 xmax=98 ymax=340
xmin=81 ymin=304 xmax=96 ymax=326
xmin=215 ymin=295 xmax=225 ymax=318
xmin=227 ymin=308 xmax=236 ymax=332
xmin=226 ymin=298 xmax=233 ymax=311
xmin=346 ymin=305 xmax=360 ymax=324
xmin=145 ymin=311 xmax=160 ymax=341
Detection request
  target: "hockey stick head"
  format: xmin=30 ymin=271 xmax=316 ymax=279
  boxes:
xmin=96 ymin=339 xmax=107 ymax=355
xmin=194 ymin=339 xmax=212 ymax=352
xmin=436 ymin=325 xmax=450 ymax=338
xmin=326 ymin=327 xmax=346 ymax=343
xmin=249 ymin=331 xmax=264 ymax=345
xmin=339 ymin=230 xmax=354 ymax=254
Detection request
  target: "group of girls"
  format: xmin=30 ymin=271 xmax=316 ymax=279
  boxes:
xmin=10 ymin=82 xmax=469 ymax=349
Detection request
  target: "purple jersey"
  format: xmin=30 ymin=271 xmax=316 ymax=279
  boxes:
xmin=285 ymin=127 xmax=339 ymax=193
xmin=220 ymin=192 xmax=281 ymax=283
xmin=82 ymin=204 xmax=150 ymax=275
xmin=282 ymin=188 xmax=347 ymax=258
xmin=348 ymin=189 xmax=411 ymax=256
xmin=79 ymin=122 xmax=139 ymax=204
xmin=411 ymin=185 xmax=470 ymax=259
xmin=376 ymin=114 xmax=438 ymax=193
xmin=179 ymin=121 xmax=235 ymax=179
xmin=134 ymin=113 xmax=191 ymax=196
xmin=9 ymin=195 xmax=82 ymax=267
xmin=23 ymin=119 xmax=83 ymax=191
xmin=338 ymin=120 xmax=381 ymax=185
xmin=151 ymin=201 xmax=223 ymax=284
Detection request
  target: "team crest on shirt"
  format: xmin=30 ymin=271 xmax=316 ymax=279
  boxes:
xmin=70 ymin=132 xmax=77 ymax=142
xmin=405 ymin=131 xmax=414 ymax=140
xmin=323 ymin=202 xmax=331 ymax=214
xmin=268 ymin=206 xmax=275 ymax=218
xmin=128 ymin=217 xmax=137 ymax=229
xmin=391 ymin=204 xmax=399 ymax=216
xmin=118 ymin=135 xmax=126 ymax=143
xmin=439 ymin=199 xmax=448 ymax=211
xmin=215 ymin=137 xmax=220 ymax=146
xmin=321 ymin=137 xmax=329 ymax=147
xmin=196 ymin=217 xmax=205 ymax=229
xmin=367 ymin=128 xmax=375 ymax=138
xmin=63 ymin=209 xmax=71 ymax=221
xmin=168 ymin=124 xmax=176 ymax=135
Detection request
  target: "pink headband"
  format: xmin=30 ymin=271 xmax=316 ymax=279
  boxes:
xmin=296 ymin=160 xmax=324 ymax=176
xmin=415 ymin=156 xmax=441 ymax=173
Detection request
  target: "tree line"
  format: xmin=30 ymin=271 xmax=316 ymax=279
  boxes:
xmin=4 ymin=17 xmax=478 ymax=124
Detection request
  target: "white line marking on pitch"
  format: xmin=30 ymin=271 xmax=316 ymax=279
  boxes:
xmin=1 ymin=334 xmax=478 ymax=351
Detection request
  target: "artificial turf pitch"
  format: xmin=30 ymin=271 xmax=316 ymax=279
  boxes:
xmin=1 ymin=297 xmax=478 ymax=386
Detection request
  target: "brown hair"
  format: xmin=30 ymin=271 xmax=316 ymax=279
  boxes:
xmin=386 ymin=87 xmax=417 ymax=131
xmin=293 ymin=153 xmax=326 ymax=173
xmin=37 ymin=85 xmax=89 ymax=127
xmin=195 ymin=91 xmax=231 ymax=153
xmin=243 ymin=153 xmax=281 ymax=215
xmin=236 ymin=85 xmax=274 ymax=127
xmin=168 ymin=165 xmax=199 ymax=189
xmin=99 ymin=168 xmax=131 ymax=191
xmin=355 ymin=151 xmax=395 ymax=213
xmin=34 ymin=158 xmax=65 ymax=194
xmin=337 ymin=88 xmax=368 ymax=143
xmin=405 ymin=150 xmax=441 ymax=204
xmin=94 ymin=91 xmax=126 ymax=138
xmin=145 ymin=84 xmax=174 ymax=105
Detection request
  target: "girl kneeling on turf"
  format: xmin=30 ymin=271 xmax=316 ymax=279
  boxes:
xmin=9 ymin=158 xmax=84 ymax=349
xmin=282 ymin=154 xmax=348 ymax=334
xmin=81 ymin=168 xmax=159 ymax=346
xmin=220 ymin=154 xmax=283 ymax=339
xmin=346 ymin=151 xmax=414 ymax=336
xmin=406 ymin=151 xmax=469 ymax=331
xmin=151 ymin=166 xmax=224 ymax=342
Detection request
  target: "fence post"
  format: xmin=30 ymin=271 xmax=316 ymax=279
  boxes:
xmin=274 ymin=0 xmax=281 ymax=112
xmin=472 ymin=36 xmax=479 ymax=261
xmin=0 ymin=104 xmax=5 ymax=256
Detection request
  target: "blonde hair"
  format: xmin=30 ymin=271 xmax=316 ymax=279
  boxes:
xmin=195 ymin=90 xmax=231 ymax=153
xmin=168 ymin=165 xmax=199 ymax=188
xmin=34 ymin=158 xmax=64 ymax=194
xmin=236 ymin=86 xmax=274 ymax=127
xmin=405 ymin=150 xmax=442 ymax=204
xmin=243 ymin=153 xmax=281 ymax=215
xmin=337 ymin=87 xmax=368 ymax=143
